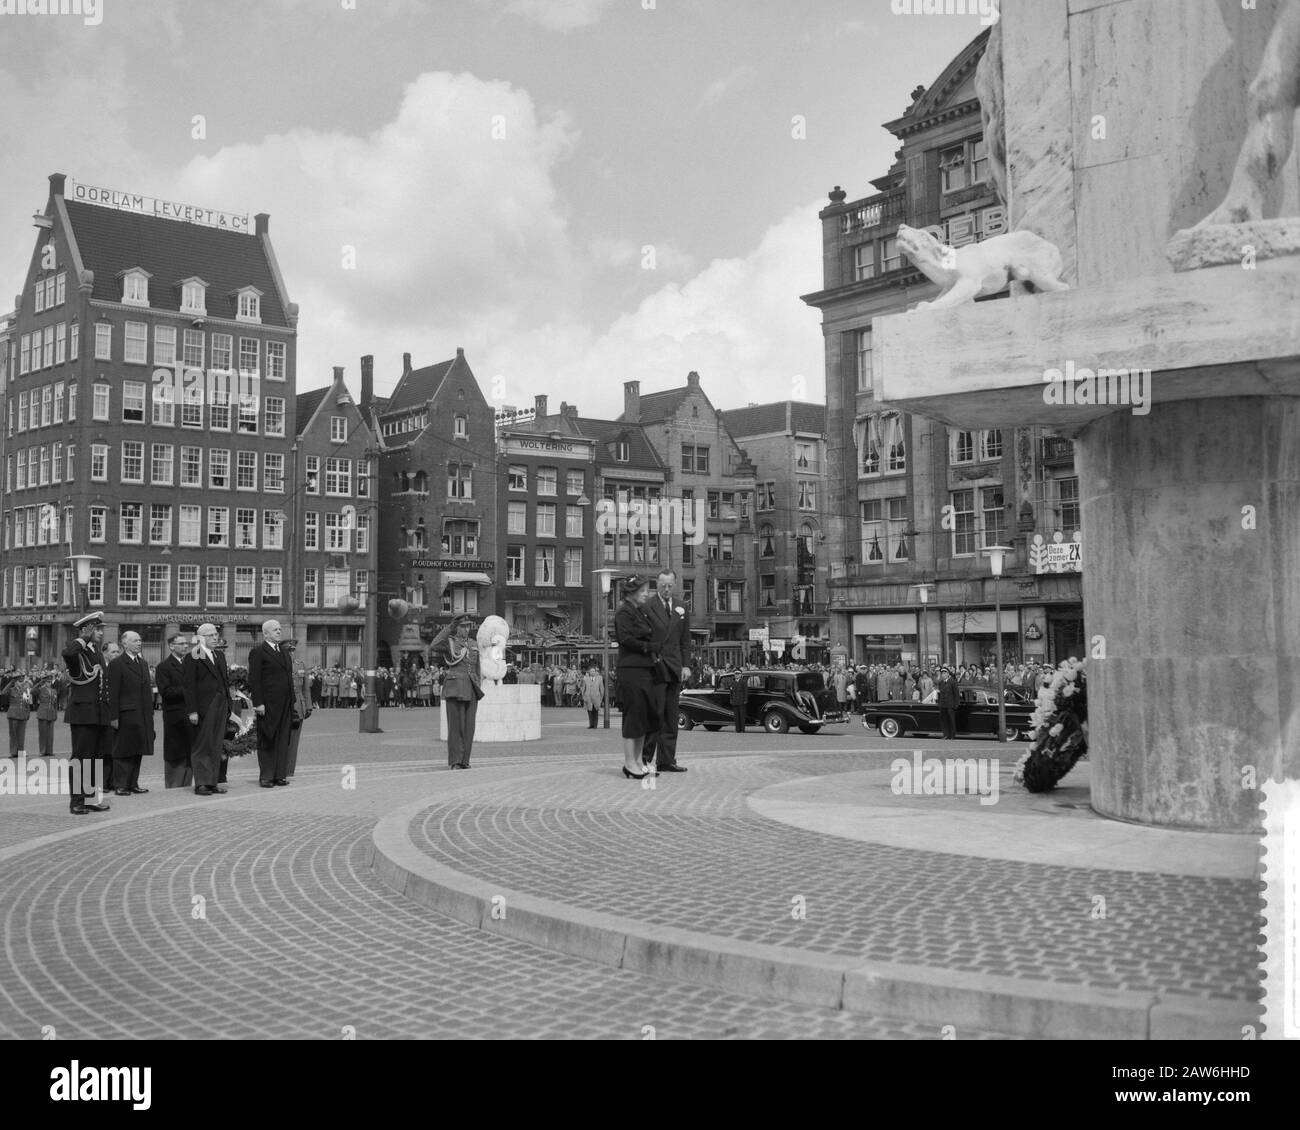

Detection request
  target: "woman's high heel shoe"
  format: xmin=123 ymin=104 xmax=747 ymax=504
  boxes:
xmin=622 ymin=766 xmax=648 ymax=780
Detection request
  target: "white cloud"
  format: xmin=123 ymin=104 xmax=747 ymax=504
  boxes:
xmin=475 ymin=201 xmax=827 ymax=418
xmin=588 ymin=236 xmax=696 ymax=275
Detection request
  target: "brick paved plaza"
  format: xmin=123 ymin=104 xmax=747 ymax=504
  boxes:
xmin=0 ymin=708 xmax=1262 ymax=1040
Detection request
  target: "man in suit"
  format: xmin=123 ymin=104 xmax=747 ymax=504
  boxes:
xmin=938 ymin=668 xmax=960 ymax=741
xmin=183 ymin=623 xmax=234 ymax=796
xmin=730 ymin=672 xmax=749 ymax=733
xmin=107 ymin=631 xmax=154 ymax=796
xmin=248 ymin=619 xmax=294 ymax=788
xmin=642 ymin=568 xmax=692 ymax=772
xmin=153 ymin=632 xmax=193 ymax=789
xmin=430 ymin=614 xmax=483 ymax=769
xmin=62 ymin=611 xmax=112 ymax=815
xmin=282 ymin=639 xmax=312 ymax=778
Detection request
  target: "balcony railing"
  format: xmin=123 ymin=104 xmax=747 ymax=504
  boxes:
xmin=838 ymin=193 xmax=906 ymax=235
xmin=706 ymin=559 xmax=746 ymax=578
xmin=1040 ymin=436 xmax=1075 ymax=467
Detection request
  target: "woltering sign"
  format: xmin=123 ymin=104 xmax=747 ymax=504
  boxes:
xmin=69 ymin=179 xmax=250 ymax=232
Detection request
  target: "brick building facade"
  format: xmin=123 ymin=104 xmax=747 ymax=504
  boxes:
xmin=1 ymin=173 xmax=300 ymax=666
xmin=801 ymin=32 xmax=1084 ymax=668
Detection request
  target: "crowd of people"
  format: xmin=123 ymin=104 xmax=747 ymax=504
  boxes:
xmin=4 ymin=608 xmax=1067 ymax=804
xmin=693 ymin=659 xmax=1054 ymax=710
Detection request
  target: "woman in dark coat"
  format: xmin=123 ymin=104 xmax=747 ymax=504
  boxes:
xmin=613 ymin=574 xmax=661 ymax=779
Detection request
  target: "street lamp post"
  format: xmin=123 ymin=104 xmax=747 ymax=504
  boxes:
xmin=983 ymin=545 xmax=1013 ymax=742
xmin=914 ymin=582 xmax=934 ymax=670
xmin=359 ymin=449 xmax=382 ymax=734
xmin=66 ymin=554 xmax=102 ymax=613
xmin=593 ymin=567 xmax=619 ymax=729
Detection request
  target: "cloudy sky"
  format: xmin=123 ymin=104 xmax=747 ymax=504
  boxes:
xmin=0 ymin=0 xmax=981 ymax=417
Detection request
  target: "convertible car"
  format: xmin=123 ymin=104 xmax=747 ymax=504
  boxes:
xmin=678 ymin=670 xmax=849 ymax=734
xmin=860 ymin=685 xmax=1037 ymax=741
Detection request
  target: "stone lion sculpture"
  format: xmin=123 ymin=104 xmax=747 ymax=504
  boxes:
xmin=896 ymin=224 xmax=1069 ymax=312
xmin=477 ymin=615 xmax=510 ymax=683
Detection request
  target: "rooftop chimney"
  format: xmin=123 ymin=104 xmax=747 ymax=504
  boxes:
xmin=624 ymin=380 xmax=640 ymax=420
xmin=535 ymin=394 xmax=548 ymax=417
xmin=456 ymin=346 xmax=464 ymax=358
xmin=402 ymin=352 xmax=412 ymax=375
xmin=360 ymin=354 xmax=374 ymax=411
xmin=255 ymin=213 xmax=269 ymax=236
xmin=566 ymin=403 xmax=579 ymax=422
xmin=49 ymin=173 xmax=66 ymax=197
xmin=333 ymin=366 xmax=344 ymax=383
xmin=686 ymin=370 xmax=700 ymax=388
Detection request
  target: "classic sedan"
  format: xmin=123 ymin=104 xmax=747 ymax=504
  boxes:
xmin=860 ymin=686 xmax=1037 ymax=741
xmin=678 ymin=670 xmax=849 ymax=734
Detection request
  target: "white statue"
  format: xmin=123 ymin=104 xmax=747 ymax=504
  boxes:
xmin=896 ymin=224 xmax=1069 ymax=313
xmin=1198 ymin=0 xmax=1300 ymax=228
xmin=476 ymin=615 xmax=510 ymax=683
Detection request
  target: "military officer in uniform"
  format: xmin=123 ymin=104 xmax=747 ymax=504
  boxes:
xmin=429 ymin=614 xmax=483 ymax=769
xmin=62 ymin=611 xmax=113 ymax=815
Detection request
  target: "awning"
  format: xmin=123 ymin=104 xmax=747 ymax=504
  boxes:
xmin=441 ymin=571 xmax=492 ymax=589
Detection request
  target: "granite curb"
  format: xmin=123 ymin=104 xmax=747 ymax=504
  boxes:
xmin=370 ymin=796 xmax=1261 ymax=1040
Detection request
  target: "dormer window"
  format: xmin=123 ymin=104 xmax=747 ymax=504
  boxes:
xmin=614 ymin=440 xmax=630 ymax=463
xmin=120 ymin=268 xmax=151 ymax=308
xmin=179 ymin=277 xmax=208 ymax=315
xmin=232 ymin=287 xmax=263 ymax=324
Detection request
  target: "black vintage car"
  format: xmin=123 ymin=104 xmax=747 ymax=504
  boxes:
xmin=860 ymin=685 xmax=1037 ymax=741
xmin=678 ymin=670 xmax=848 ymax=734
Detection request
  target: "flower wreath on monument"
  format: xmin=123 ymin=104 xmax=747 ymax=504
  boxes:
xmin=1013 ymin=659 xmax=1088 ymax=792
xmin=222 ymin=665 xmax=258 ymax=758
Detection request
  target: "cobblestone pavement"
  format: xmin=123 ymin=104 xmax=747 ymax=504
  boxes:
xmin=407 ymin=750 xmax=1263 ymax=1003
xmin=0 ymin=712 xmax=1022 ymax=1039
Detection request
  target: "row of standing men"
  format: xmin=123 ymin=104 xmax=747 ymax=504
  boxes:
xmin=60 ymin=613 xmax=310 ymax=815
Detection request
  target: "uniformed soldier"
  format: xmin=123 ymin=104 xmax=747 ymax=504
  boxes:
xmin=62 ymin=611 xmax=113 ymax=815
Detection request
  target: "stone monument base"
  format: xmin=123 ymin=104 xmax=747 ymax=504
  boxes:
xmin=1166 ymin=218 xmax=1300 ymax=272
xmin=438 ymin=681 xmax=541 ymax=742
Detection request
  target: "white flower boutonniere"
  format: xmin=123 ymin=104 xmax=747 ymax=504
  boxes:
xmin=675 ymin=606 xmax=685 ymax=616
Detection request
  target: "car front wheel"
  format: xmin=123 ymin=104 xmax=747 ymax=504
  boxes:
xmin=677 ymin=711 xmax=695 ymax=730
xmin=763 ymin=711 xmax=790 ymax=734
xmin=879 ymin=717 xmax=904 ymax=739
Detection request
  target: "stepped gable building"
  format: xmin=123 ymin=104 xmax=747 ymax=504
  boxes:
xmin=2 ymin=172 xmax=299 ymax=666
xmin=618 ymin=372 xmax=758 ymax=668
xmin=800 ymin=33 xmax=1084 ymax=668
xmin=719 ymin=401 xmax=830 ymax=664
xmin=369 ymin=348 xmax=497 ymax=668
xmin=496 ymin=397 xmax=666 ymax=661
xmin=291 ymin=363 xmax=379 ymax=668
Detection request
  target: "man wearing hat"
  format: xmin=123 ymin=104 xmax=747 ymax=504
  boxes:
xmin=62 ymin=611 xmax=112 ymax=815
xmin=429 ymin=614 xmax=483 ymax=769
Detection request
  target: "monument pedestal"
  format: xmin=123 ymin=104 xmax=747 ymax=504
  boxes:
xmin=438 ymin=682 xmax=541 ymax=743
xmin=875 ymin=265 xmax=1300 ymax=832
